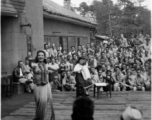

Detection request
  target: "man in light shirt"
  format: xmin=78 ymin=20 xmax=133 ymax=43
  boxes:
xmin=113 ymin=66 xmax=126 ymax=91
xmin=50 ymin=44 xmax=57 ymax=57
xmin=44 ymin=44 xmax=50 ymax=58
xmin=13 ymin=60 xmax=34 ymax=93
xmin=69 ymin=46 xmax=76 ymax=56
xmin=121 ymin=34 xmax=128 ymax=47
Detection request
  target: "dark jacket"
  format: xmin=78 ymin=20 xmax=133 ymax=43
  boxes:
xmin=13 ymin=66 xmax=25 ymax=82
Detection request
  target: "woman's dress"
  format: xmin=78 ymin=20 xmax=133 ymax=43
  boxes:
xmin=32 ymin=63 xmax=53 ymax=120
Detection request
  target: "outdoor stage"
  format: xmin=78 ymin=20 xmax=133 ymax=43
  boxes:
xmin=2 ymin=91 xmax=151 ymax=120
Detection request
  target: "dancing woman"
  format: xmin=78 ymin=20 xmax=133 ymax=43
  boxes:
xmin=74 ymin=57 xmax=93 ymax=96
xmin=31 ymin=50 xmax=55 ymax=120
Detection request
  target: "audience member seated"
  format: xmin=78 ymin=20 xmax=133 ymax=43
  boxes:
xmin=125 ymin=69 xmax=136 ymax=91
xmin=62 ymin=71 xmax=76 ymax=91
xmin=134 ymin=69 xmax=145 ymax=91
xmin=90 ymin=67 xmax=99 ymax=84
xmin=113 ymin=66 xmax=126 ymax=91
xmin=48 ymin=57 xmax=61 ymax=91
xmin=13 ymin=60 xmax=34 ymax=93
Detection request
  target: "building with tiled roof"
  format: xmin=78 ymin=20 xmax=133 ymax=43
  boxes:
xmin=43 ymin=0 xmax=97 ymax=52
xmin=1 ymin=0 xmax=97 ymax=73
xmin=43 ymin=0 xmax=96 ymax=26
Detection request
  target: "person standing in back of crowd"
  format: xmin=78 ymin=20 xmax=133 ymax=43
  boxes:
xmin=69 ymin=46 xmax=76 ymax=56
xmin=50 ymin=44 xmax=57 ymax=57
xmin=44 ymin=44 xmax=50 ymax=58
xmin=121 ymin=34 xmax=128 ymax=47
xmin=25 ymin=51 xmax=34 ymax=62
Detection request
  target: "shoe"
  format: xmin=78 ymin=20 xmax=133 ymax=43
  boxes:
xmin=26 ymin=80 xmax=33 ymax=84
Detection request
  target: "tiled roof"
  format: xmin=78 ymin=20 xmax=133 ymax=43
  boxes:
xmin=43 ymin=0 xmax=96 ymax=25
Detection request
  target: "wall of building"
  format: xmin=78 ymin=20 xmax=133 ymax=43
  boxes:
xmin=44 ymin=18 xmax=91 ymax=51
xmin=44 ymin=18 xmax=90 ymax=38
xmin=1 ymin=0 xmax=44 ymax=73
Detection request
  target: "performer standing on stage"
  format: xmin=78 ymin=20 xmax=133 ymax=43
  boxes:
xmin=74 ymin=57 xmax=93 ymax=96
xmin=31 ymin=50 xmax=55 ymax=120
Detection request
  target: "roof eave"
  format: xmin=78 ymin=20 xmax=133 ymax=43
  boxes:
xmin=43 ymin=11 xmax=96 ymax=28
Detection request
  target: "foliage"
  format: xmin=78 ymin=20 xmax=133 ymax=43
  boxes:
xmin=75 ymin=0 xmax=151 ymax=38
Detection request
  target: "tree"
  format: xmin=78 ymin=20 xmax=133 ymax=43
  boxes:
xmin=76 ymin=0 xmax=151 ymax=37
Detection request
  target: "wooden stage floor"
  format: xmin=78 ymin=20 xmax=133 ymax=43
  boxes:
xmin=2 ymin=91 xmax=151 ymax=120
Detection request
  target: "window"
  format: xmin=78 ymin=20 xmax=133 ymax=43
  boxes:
xmin=78 ymin=37 xmax=88 ymax=46
xmin=67 ymin=37 xmax=78 ymax=52
xmin=44 ymin=36 xmax=60 ymax=48
xmin=61 ymin=37 xmax=68 ymax=52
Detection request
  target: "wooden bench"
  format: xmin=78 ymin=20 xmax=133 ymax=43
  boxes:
xmin=13 ymin=82 xmax=25 ymax=95
xmin=1 ymin=74 xmax=13 ymax=98
xmin=93 ymin=83 xmax=112 ymax=99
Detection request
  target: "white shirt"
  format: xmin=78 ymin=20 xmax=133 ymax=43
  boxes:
xmin=74 ymin=64 xmax=91 ymax=80
xmin=44 ymin=49 xmax=50 ymax=58
xmin=47 ymin=63 xmax=59 ymax=73
xmin=20 ymin=68 xmax=23 ymax=77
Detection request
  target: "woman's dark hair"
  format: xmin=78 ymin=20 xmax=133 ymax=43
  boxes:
xmin=76 ymin=57 xmax=86 ymax=64
xmin=35 ymin=50 xmax=47 ymax=64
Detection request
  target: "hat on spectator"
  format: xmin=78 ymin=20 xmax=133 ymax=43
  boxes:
xmin=120 ymin=106 xmax=143 ymax=120
xmin=77 ymin=57 xmax=86 ymax=63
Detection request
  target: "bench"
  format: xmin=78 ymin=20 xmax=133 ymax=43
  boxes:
xmin=13 ymin=82 xmax=25 ymax=95
xmin=93 ymin=83 xmax=112 ymax=99
xmin=1 ymin=74 xmax=13 ymax=98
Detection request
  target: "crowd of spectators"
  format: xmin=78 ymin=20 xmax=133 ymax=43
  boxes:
xmin=14 ymin=33 xmax=151 ymax=93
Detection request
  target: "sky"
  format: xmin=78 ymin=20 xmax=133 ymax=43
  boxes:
xmin=51 ymin=0 xmax=151 ymax=10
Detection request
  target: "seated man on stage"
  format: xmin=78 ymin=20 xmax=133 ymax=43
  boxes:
xmin=74 ymin=57 xmax=93 ymax=96
xmin=13 ymin=60 xmax=34 ymax=93
xmin=62 ymin=70 xmax=76 ymax=91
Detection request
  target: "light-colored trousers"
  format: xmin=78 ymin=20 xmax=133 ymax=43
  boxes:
xmin=19 ymin=78 xmax=34 ymax=90
xmin=34 ymin=83 xmax=53 ymax=120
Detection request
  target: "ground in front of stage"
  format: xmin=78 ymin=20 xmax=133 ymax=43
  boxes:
xmin=2 ymin=91 xmax=151 ymax=120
